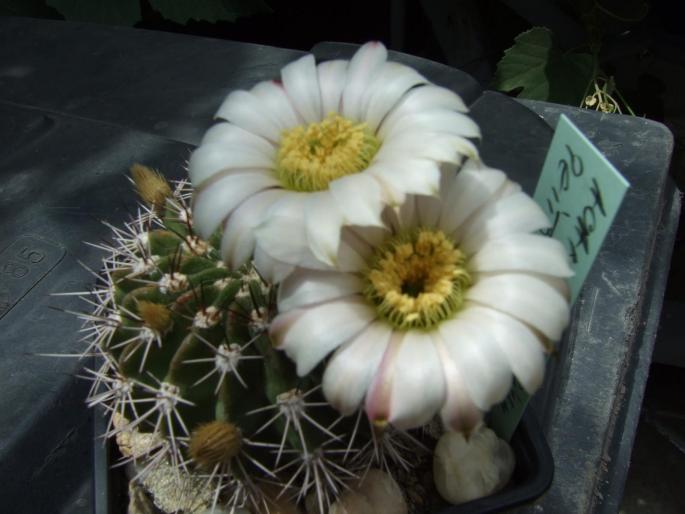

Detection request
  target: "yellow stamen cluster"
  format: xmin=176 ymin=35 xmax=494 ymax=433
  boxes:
xmin=364 ymin=229 xmax=471 ymax=330
xmin=276 ymin=113 xmax=380 ymax=192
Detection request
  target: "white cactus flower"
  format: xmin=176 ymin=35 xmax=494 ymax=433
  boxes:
xmin=270 ymin=160 xmax=572 ymax=431
xmin=189 ymin=42 xmax=480 ymax=282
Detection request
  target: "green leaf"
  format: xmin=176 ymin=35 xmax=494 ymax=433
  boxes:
xmin=493 ymin=27 xmax=595 ymax=106
xmin=47 ymin=0 xmax=141 ymax=25
xmin=149 ymin=0 xmax=270 ymax=24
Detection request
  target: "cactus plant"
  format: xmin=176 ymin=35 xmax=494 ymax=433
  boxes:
xmin=71 ymin=165 xmax=420 ymax=514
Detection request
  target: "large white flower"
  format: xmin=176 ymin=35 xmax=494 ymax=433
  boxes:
xmin=188 ymin=42 xmax=480 ymax=281
xmin=269 ymin=160 xmax=572 ymax=431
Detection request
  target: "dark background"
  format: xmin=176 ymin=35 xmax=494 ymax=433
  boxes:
xmin=1 ymin=1 xmax=683 ymax=512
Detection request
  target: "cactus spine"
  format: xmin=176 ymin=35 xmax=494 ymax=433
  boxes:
xmin=73 ymin=166 xmax=421 ymax=514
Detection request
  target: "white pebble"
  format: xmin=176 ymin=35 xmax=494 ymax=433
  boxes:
xmin=433 ymin=425 xmax=515 ymax=504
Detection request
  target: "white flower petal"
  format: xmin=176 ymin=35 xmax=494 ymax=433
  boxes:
xmin=433 ymin=334 xmax=483 ymax=432
xmin=459 ymin=192 xmax=552 ymax=254
xmin=188 ymin=143 xmax=275 ymax=186
xmin=329 ymin=173 xmax=385 ymax=228
xmin=253 ymin=243 xmax=294 ymax=283
xmin=342 ymin=42 xmax=388 ymax=121
xmin=270 ymin=297 xmax=376 ymax=376
xmin=323 ymin=321 xmax=392 ymax=415
xmin=416 ymin=193 xmax=443 ymax=228
xmin=382 ymin=85 xmax=469 ymax=131
xmin=304 ymin=192 xmax=346 ymax=266
xmin=364 ymin=62 xmax=427 ymax=133
xmin=254 ymin=198 xmax=327 ymax=270
xmin=346 ymin=225 xmax=390 ymax=250
xmin=459 ymin=306 xmax=547 ymax=394
xmin=251 ymin=80 xmax=302 ymax=129
xmin=337 ymin=228 xmax=373 ymax=271
xmin=215 ymin=90 xmax=282 ymax=142
xmin=466 ymin=273 xmax=570 ymax=341
xmin=396 ymin=194 xmax=418 ymax=229
xmin=495 ymin=272 xmax=569 ymax=302
xmin=438 ymin=162 xmax=507 ymax=235
xmin=200 ymin=122 xmax=275 ymax=156
xmin=375 ymin=131 xmax=478 ymax=164
xmin=192 ymin=171 xmax=279 ymax=239
xmin=497 ymin=180 xmax=522 ymax=198
xmin=278 ymin=268 xmax=364 ymax=313
xmin=379 ymin=109 xmax=480 ymax=142
xmin=220 ymin=189 xmax=287 ymax=268
xmin=469 ymin=233 xmax=573 ymax=277
xmin=386 ymin=330 xmax=446 ymax=429
xmin=281 ymin=54 xmax=322 ymax=123
xmin=438 ymin=317 xmax=512 ymax=411
xmin=317 ymin=59 xmax=348 ymax=115
xmin=369 ymin=158 xmax=441 ymax=205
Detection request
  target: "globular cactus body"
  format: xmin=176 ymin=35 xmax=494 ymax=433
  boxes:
xmin=75 ymin=167 xmax=416 ymax=514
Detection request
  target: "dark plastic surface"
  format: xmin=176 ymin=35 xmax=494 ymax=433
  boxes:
xmin=0 ymin=16 xmax=679 ymax=514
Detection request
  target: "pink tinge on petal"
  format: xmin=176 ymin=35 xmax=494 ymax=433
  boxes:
xmin=385 ymin=331 xmax=446 ymax=429
xmin=323 ymin=321 xmax=392 ymax=415
xmin=365 ymin=331 xmax=404 ymax=425
xmin=434 ymin=335 xmax=484 ymax=433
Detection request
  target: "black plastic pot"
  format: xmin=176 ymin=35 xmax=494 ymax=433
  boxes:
xmin=92 ymin=406 xmax=553 ymax=514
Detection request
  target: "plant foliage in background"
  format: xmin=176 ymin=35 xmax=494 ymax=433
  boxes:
xmin=492 ymin=27 xmax=594 ymax=106
xmin=2 ymin=0 xmax=270 ymax=25
xmin=148 ymin=0 xmax=270 ymax=24
xmin=493 ymin=0 xmax=648 ymax=114
xmin=47 ymin=0 xmax=141 ymax=25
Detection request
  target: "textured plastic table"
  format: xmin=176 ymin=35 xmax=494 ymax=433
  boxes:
xmin=0 ymin=16 xmax=679 ymax=514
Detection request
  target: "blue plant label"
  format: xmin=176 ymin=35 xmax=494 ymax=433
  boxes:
xmin=490 ymin=114 xmax=630 ymax=440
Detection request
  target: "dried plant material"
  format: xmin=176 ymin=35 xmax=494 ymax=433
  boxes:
xmin=128 ymin=480 xmax=158 ymax=514
xmin=131 ymin=163 xmax=172 ymax=211
xmin=354 ymin=469 xmax=407 ymax=514
xmin=137 ymin=300 xmax=173 ymax=333
xmin=189 ymin=420 xmax=242 ymax=472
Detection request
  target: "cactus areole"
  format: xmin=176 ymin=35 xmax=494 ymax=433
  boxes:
xmin=74 ymin=166 xmax=428 ymax=514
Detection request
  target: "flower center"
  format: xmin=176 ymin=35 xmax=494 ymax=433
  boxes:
xmin=364 ymin=229 xmax=471 ymax=330
xmin=276 ymin=113 xmax=380 ymax=192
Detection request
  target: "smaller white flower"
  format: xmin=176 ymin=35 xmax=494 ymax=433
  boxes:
xmin=189 ymin=42 xmax=480 ymax=281
xmin=270 ymin=160 xmax=572 ymax=431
